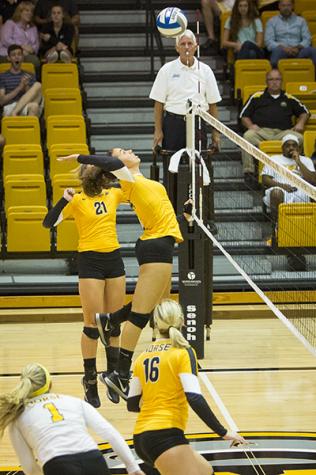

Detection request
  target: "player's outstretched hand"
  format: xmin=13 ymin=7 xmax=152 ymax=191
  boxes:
xmin=129 ymin=470 xmax=146 ymax=475
xmin=223 ymin=430 xmax=246 ymax=447
xmin=58 ymin=154 xmax=80 ymax=161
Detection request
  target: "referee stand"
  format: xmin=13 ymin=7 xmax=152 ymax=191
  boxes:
xmin=151 ymin=114 xmax=215 ymax=359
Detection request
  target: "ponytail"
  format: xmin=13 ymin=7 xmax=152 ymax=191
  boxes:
xmin=0 ymin=363 xmax=51 ymax=437
xmin=153 ymin=299 xmax=189 ymax=349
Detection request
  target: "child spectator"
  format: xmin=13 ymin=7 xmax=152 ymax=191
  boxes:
xmin=0 ymin=44 xmax=42 ymax=116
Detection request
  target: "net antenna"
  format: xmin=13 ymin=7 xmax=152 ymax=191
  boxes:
xmin=193 ymin=107 xmax=316 ymax=358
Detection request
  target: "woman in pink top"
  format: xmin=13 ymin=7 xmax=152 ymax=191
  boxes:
xmin=0 ymin=1 xmax=40 ymax=72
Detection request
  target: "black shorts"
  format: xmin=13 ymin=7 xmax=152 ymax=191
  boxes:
xmin=133 ymin=428 xmax=189 ymax=467
xmin=77 ymin=249 xmax=125 ymax=279
xmin=43 ymin=450 xmax=110 ymax=475
xmin=135 ymin=236 xmax=175 ymax=265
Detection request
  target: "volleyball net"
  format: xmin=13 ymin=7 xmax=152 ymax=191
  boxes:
xmin=178 ymin=105 xmax=316 ymax=358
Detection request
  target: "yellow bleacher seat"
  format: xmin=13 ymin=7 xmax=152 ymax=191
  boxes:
xmin=56 ymin=217 xmax=79 ymax=251
xmin=0 ymin=62 xmax=35 ymax=75
xmin=242 ymin=84 xmax=266 ymax=104
xmin=49 ymin=143 xmax=89 ymax=179
xmin=46 ymin=115 xmax=87 ymax=150
xmin=278 ymin=203 xmax=316 ymax=247
xmin=44 ymin=88 xmax=82 ymax=121
xmin=6 ymin=206 xmax=50 ymax=252
xmin=302 ymin=11 xmax=316 ymax=36
xmin=294 ymin=0 xmax=315 ymax=14
xmin=234 ymin=59 xmax=271 ymax=99
xmin=303 ymin=130 xmax=316 ymax=156
xmin=4 ymin=174 xmax=46 ymax=212
xmin=51 ymin=173 xmax=81 ymax=203
xmin=3 ymin=145 xmax=44 ymax=178
xmin=1 ymin=116 xmax=40 ymax=145
xmin=51 ymin=174 xmax=81 ymax=251
xmin=261 ymin=10 xmax=278 ymax=30
xmin=285 ymin=82 xmax=316 ymax=111
xmin=259 ymin=140 xmax=283 ymax=182
xmin=42 ymin=63 xmax=79 ymax=92
xmin=278 ymin=59 xmax=315 ymax=88
xmin=306 ymin=110 xmax=316 ymax=131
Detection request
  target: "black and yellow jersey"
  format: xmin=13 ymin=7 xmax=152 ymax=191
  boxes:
xmin=62 ymin=187 xmax=124 ymax=252
xmin=131 ymin=339 xmax=197 ymax=434
xmin=121 ymin=175 xmax=183 ymax=243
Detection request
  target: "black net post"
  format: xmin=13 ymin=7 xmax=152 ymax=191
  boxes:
xmin=176 ymin=153 xmax=213 ymax=359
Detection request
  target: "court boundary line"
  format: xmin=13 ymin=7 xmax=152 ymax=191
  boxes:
xmin=199 ymin=372 xmax=239 ymax=431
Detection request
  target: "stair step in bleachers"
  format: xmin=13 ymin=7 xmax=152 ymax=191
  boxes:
xmin=87 ymin=106 xmax=237 ymax=125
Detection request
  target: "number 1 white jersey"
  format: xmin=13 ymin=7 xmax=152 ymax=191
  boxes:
xmin=9 ymin=392 xmax=139 ymax=474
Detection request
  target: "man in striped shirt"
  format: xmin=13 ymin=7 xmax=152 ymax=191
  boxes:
xmin=0 ymin=44 xmax=42 ymax=116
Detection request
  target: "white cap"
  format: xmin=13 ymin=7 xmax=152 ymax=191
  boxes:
xmin=282 ymin=134 xmax=299 ymax=145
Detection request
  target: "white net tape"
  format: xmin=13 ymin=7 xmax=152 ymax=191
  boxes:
xmin=198 ymin=107 xmax=316 ymax=202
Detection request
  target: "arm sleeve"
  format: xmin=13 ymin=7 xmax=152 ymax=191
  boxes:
xmin=42 ymin=197 xmax=69 ymax=228
xmin=127 ymin=376 xmax=142 ymax=412
xmin=78 ymin=153 xmax=120 ymax=170
xmin=290 ymin=96 xmax=309 ymax=116
xmin=1 ymin=20 xmax=14 ymax=49
xmin=255 ymin=18 xmax=263 ymax=33
xmin=239 ymin=95 xmax=256 ymax=118
xmin=264 ymin=18 xmax=279 ymax=51
xmin=185 ymin=391 xmax=227 ymax=437
xmin=149 ymin=65 xmax=168 ymax=103
xmin=300 ymin=18 xmax=311 ymax=48
xmin=178 ymin=348 xmax=227 ymax=437
xmin=9 ymin=423 xmax=42 ymax=475
xmin=82 ymin=401 xmax=140 ymax=473
xmin=31 ymin=26 xmax=40 ymax=54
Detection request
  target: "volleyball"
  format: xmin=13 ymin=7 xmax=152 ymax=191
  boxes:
xmin=156 ymin=7 xmax=188 ymax=38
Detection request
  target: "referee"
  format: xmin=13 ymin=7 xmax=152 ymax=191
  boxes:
xmin=150 ymin=29 xmax=222 ymax=152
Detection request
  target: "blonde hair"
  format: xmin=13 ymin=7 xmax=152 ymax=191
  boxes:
xmin=175 ymin=29 xmax=197 ymax=46
xmin=153 ymin=299 xmax=189 ymax=348
xmin=0 ymin=363 xmax=51 ymax=437
xmin=12 ymin=1 xmax=35 ymax=24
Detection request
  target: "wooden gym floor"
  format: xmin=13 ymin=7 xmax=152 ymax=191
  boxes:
xmin=1 ymin=313 xmax=316 ymax=471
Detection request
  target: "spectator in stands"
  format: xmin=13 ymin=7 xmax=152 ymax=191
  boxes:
xmin=35 ymin=0 xmax=79 ymax=49
xmin=201 ymin=0 xmax=235 ymax=49
xmin=264 ymin=0 xmax=316 ymax=68
xmin=240 ymin=68 xmax=309 ymax=189
xmin=150 ymin=29 xmax=221 ymax=152
xmin=0 ymin=44 xmax=42 ymax=116
xmin=262 ymin=133 xmax=315 ymax=271
xmin=40 ymin=4 xmax=74 ymax=63
xmin=0 ymin=0 xmax=22 ymax=26
xmin=262 ymin=134 xmax=316 ymax=250
xmin=222 ymin=0 xmax=264 ymax=59
xmin=0 ymin=1 xmax=40 ymax=72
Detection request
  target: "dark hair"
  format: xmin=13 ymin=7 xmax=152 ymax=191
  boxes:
xmin=8 ymin=44 xmax=23 ymax=55
xmin=50 ymin=2 xmax=71 ymax=23
xmin=79 ymin=165 xmax=116 ymax=196
xmin=229 ymin=0 xmax=259 ymax=42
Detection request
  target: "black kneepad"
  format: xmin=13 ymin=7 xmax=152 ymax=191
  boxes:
xmin=83 ymin=326 xmax=99 ymax=340
xmin=110 ymin=322 xmax=121 ymax=337
xmin=128 ymin=311 xmax=151 ymax=329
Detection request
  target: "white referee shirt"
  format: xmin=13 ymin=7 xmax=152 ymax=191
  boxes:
xmin=149 ymin=57 xmax=222 ymax=115
xmin=9 ymin=393 xmax=139 ymax=475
